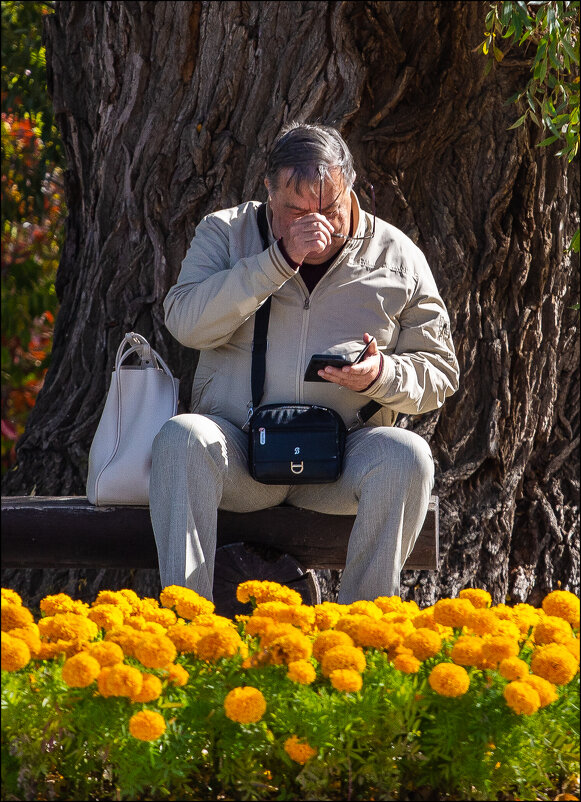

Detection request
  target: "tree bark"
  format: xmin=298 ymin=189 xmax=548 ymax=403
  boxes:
xmin=2 ymin=0 xmax=579 ymax=609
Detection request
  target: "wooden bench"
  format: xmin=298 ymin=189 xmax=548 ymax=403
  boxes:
xmin=1 ymin=495 xmax=439 ymax=617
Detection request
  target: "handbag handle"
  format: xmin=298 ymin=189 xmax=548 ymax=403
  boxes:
xmin=115 ymin=332 xmax=175 ymax=379
xmin=114 ymin=332 xmax=178 ymax=415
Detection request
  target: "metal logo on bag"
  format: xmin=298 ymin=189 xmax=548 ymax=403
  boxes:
xmin=259 ymin=427 xmax=266 ymax=445
xmin=290 ymin=461 xmax=304 ymax=474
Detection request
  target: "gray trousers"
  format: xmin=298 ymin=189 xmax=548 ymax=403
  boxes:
xmin=149 ymin=414 xmax=434 ymax=605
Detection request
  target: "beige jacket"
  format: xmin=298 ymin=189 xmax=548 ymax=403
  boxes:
xmin=164 ymin=193 xmax=459 ymax=430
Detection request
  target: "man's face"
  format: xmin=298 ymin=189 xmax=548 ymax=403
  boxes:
xmin=265 ymin=167 xmax=352 ymax=264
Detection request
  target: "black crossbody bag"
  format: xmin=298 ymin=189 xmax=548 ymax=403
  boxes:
xmin=246 ymin=204 xmax=380 ymax=485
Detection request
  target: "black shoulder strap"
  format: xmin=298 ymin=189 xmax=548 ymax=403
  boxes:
xmin=251 ymin=205 xmax=271 ymax=408
xmin=251 ymin=202 xmax=382 ymax=426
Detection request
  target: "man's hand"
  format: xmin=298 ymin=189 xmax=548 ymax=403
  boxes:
xmin=319 ymin=333 xmax=381 ymax=392
xmin=282 ymin=213 xmax=335 ymax=264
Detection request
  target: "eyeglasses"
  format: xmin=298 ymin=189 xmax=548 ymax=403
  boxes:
xmin=318 ymin=170 xmax=376 ymax=242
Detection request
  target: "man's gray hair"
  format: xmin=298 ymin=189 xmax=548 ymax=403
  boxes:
xmin=266 ymin=122 xmax=356 ymax=193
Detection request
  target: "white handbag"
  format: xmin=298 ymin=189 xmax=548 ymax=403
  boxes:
xmin=86 ymin=332 xmax=179 ymax=506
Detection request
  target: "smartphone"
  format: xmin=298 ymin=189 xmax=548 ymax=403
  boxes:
xmin=304 ymin=338 xmax=375 ymax=382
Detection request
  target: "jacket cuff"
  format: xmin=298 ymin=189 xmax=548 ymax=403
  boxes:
xmin=277 ymin=238 xmax=302 ymax=269
xmin=255 ymin=240 xmax=299 ymax=284
xmin=361 ymin=353 xmax=398 ymax=402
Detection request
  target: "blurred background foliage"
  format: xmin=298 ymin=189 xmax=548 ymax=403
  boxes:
xmin=1 ymin=0 xmax=65 ymax=476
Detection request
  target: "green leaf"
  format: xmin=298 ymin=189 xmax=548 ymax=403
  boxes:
xmin=502 ymin=22 xmax=516 ymax=39
xmin=567 ymin=227 xmax=580 ymax=253
xmin=494 ymin=45 xmax=505 ymax=62
xmin=561 ymin=36 xmax=579 ymax=66
xmin=508 ymin=113 xmax=527 ymax=129
xmin=537 ymin=134 xmax=560 ymax=146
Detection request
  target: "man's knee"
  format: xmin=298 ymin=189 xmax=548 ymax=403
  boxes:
xmin=363 ymin=427 xmax=434 ymax=487
xmin=152 ymin=414 xmax=213 ymax=461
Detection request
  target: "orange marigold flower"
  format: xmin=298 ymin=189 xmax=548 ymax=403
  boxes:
xmin=465 ymin=608 xmax=501 ymax=637
xmin=433 ymin=598 xmax=474 ymax=629
xmin=510 ymin=604 xmax=542 ymax=635
xmin=313 ymin=602 xmax=345 ymax=631
xmin=236 ymin=580 xmax=301 ymax=607
xmin=1 ymin=601 xmax=34 ymax=632
xmin=196 ymin=629 xmax=246 ymax=662
xmin=287 ymin=659 xmax=316 ymax=685
xmin=255 ymin=622 xmax=298 ymax=648
xmin=252 ymin=602 xmax=315 ymax=633
xmin=412 ymin=607 xmax=452 ymax=636
xmin=269 ymin=631 xmax=312 ymax=665
xmin=533 ymin=616 xmax=574 ymax=646
xmin=191 ymin=613 xmax=234 ymax=629
xmin=352 ymin=619 xmax=401 ymax=650
xmin=163 ymin=663 xmax=189 ymax=686
xmin=87 ymin=604 xmax=125 ymax=631
xmin=284 ymin=735 xmax=317 ymax=764
xmin=87 ymin=640 xmax=124 ymax=667
xmin=523 ymin=674 xmax=558 ymax=707
xmin=373 ymin=596 xmax=404 ymax=614
xmin=499 ymin=656 xmax=530 ymax=681
xmin=40 ymin=593 xmax=89 ymax=617
xmin=96 ymin=666 xmax=113 ymax=696
xmin=129 ymin=710 xmax=166 ymax=741
xmin=531 ymin=643 xmax=579 ymax=685
xmin=348 ymin=600 xmax=383 ymax=619
xmin=102 ymin=663 xmax=143 ymax=697
xmin=563 ymin=638 xmax=580 ymax=665
xmin=394 ymin=652 xmax=421 ymax=674
xmin=36 ymin=640 xmax=72 ymax=661
xmin=503 ymin=681 xmax=540 ymax=715
xmin=175 ymin=596 xmax=216 ymax=620
xmin=166 ymin=623 xmax=209 ymax=653
xmin=104 ymin=625 xmax=142 ymax=658
xmin=330 ymin=668 xmax=363 ymax=693
xmin=140 ymin=600 xmax=177 ymax=628
xmin=1 ymin=589 xmax=22 ymax=606
xmin=38 ymin=613 xmax=98 ymax=643
xmin=459 ymin=588 xmax=492 ymax=609
xmin=1 ymin=632 xmax=31 ymax=671
xmin=403 ymin=628 xmax=442 ymax=661
xmin=7 ymin=625 xmax=41 ymax=657
xmin=428 ymin=662 xmax=470 ymax=697
xmin=542 ymin=590 xmax=580 ymax=628
xmin=133 ymin=633 xmax=177 ymax=669
xmin=481 ymin=635 xmax=519 ymax=665
xmin=312 ymin=630 xmax=354 ymax=661
xmin=320 ymin=644 xmax=366 ymax=677
xmin=61 ymin=652 xmax=101 ymax=687
xmin=334 ymin=614 xmax=374 ymax=642
xmin=494 ymin=619 xmax=522 ymax=642
xmin=224 ymin=686 xmax=267 ymax=723
xmin=130 ymin=672 xmax=162 ymax=702
xmin=93 ymin=591 xmax=133 ymax=618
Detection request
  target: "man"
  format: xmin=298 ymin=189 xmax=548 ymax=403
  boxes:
xmin=150 ymin=122 xmax=459 ymax=604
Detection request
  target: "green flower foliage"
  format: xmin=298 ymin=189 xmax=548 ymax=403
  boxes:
xmin=1 ymin=584 xmax=579 ymax=801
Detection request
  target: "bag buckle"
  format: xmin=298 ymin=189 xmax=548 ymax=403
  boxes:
xmin=290 ymin=461 xmax=304 ymax=475
xmin=347 ymin=410 xmax=364 ymax=433
xmin=242 ymin=403 xmax=254 ymax=433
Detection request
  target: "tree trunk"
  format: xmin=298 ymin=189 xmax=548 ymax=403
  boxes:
xmin=2 ymin=0 xmax=579 ymax=609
